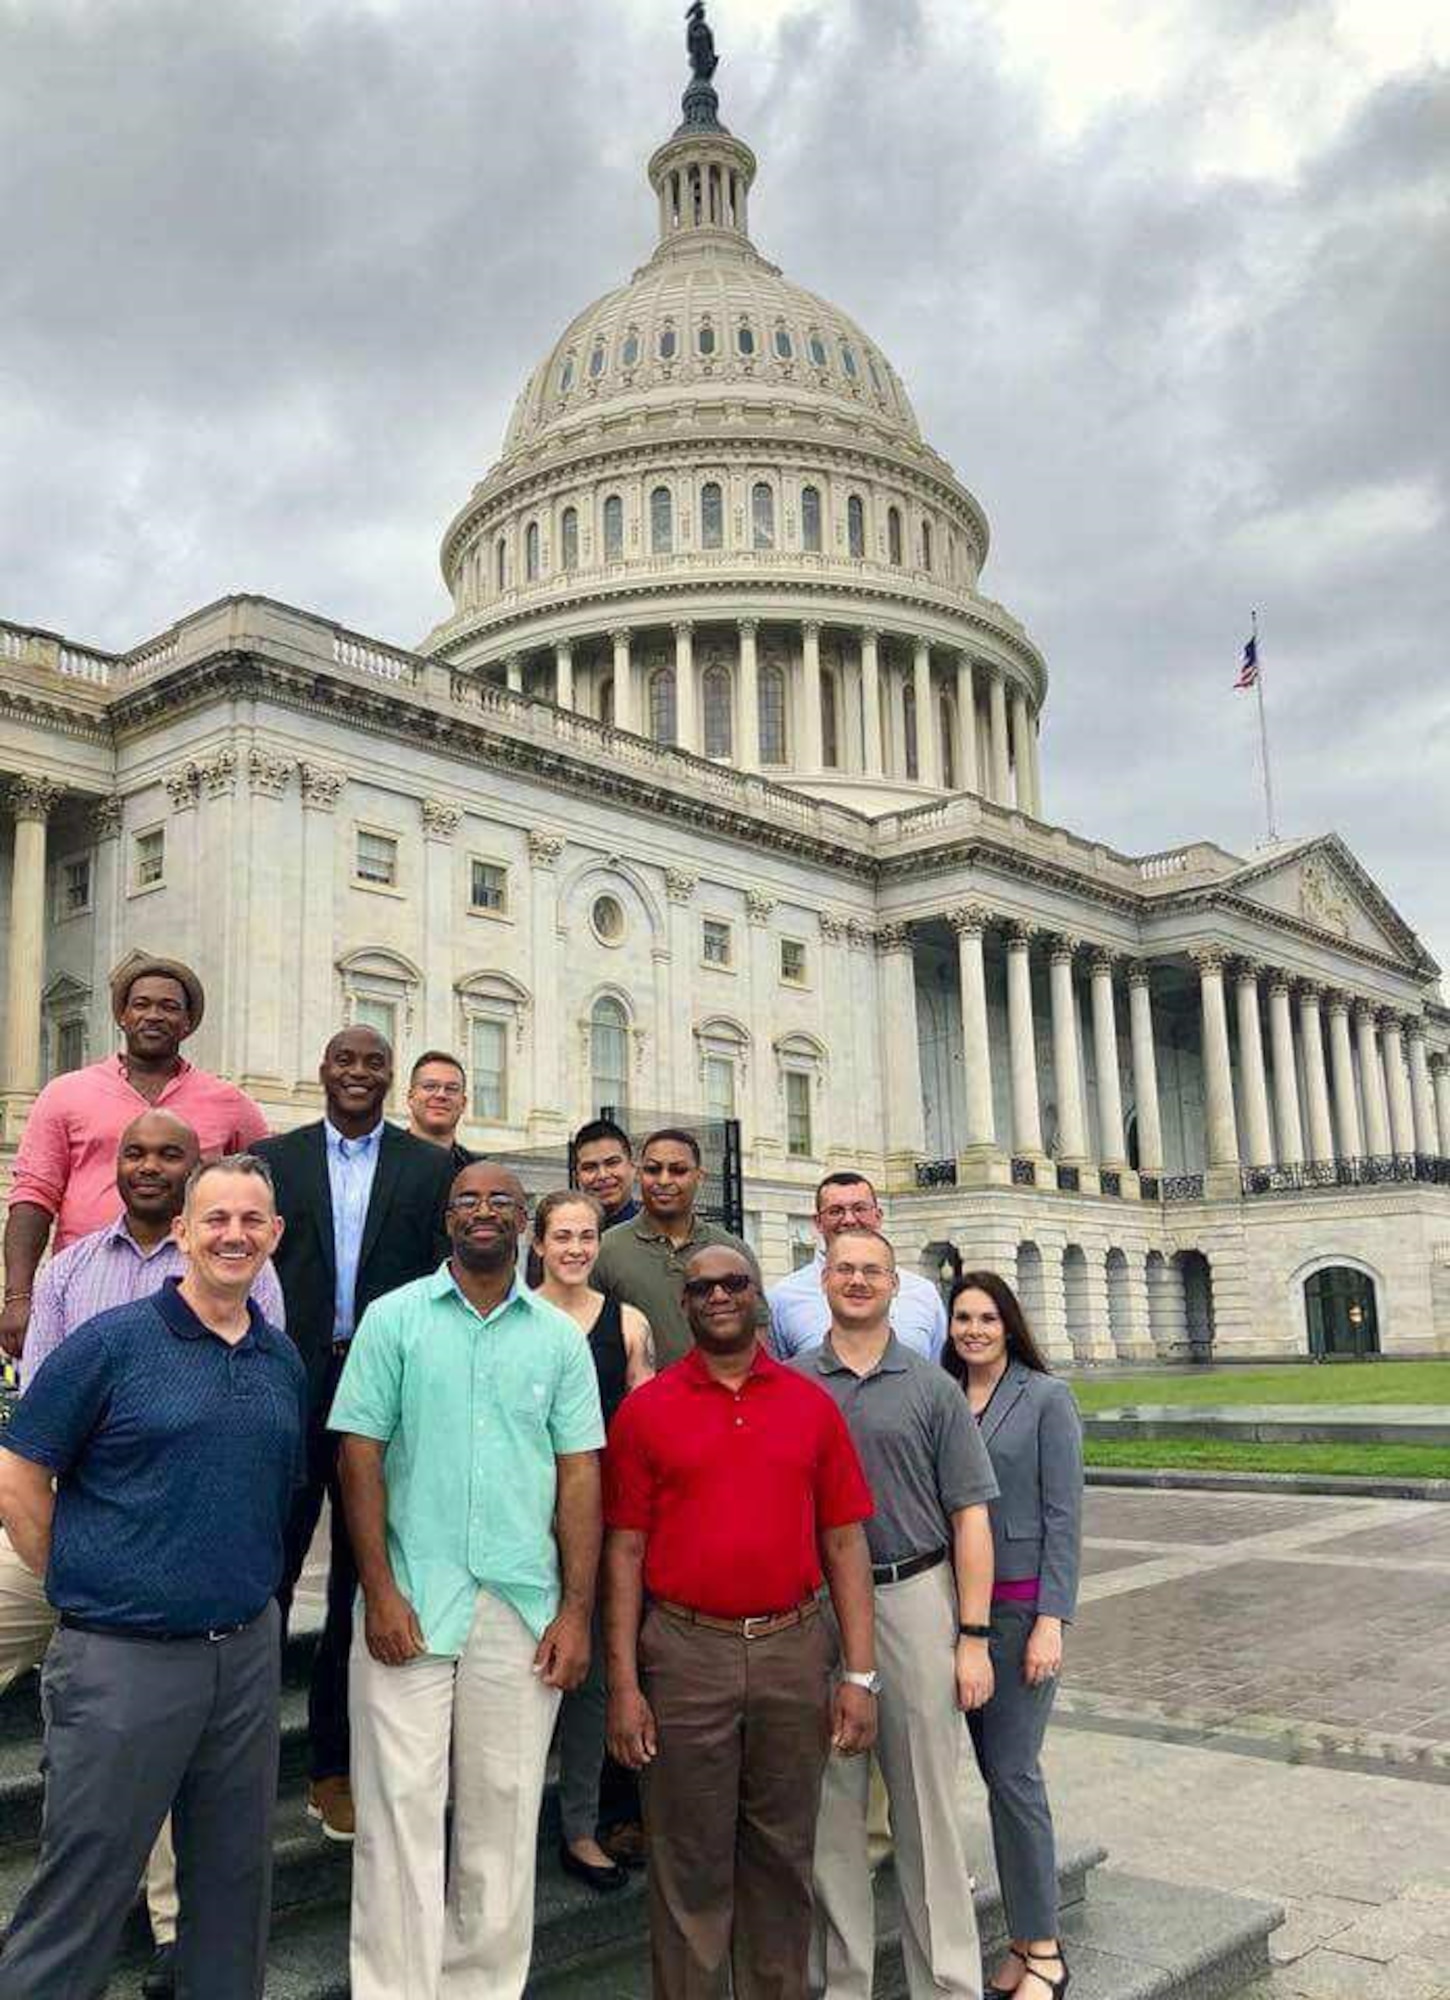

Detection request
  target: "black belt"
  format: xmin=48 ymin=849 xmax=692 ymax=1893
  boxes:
xmin=60 ymin=1607 xmax=267 ymax=1645
xmin=871 ymin=1547 xmax=948 ymax=1586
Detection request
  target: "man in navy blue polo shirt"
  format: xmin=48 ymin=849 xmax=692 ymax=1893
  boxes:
xmin=0 ymin=1152 xmax=306 ymax=2000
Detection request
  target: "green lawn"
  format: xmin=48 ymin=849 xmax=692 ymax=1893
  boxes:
xmin=1085 ymin=1436 xmax=1449 ymax=1480
xmin=1070 ymin=1360 xmax=1450 ymax=1412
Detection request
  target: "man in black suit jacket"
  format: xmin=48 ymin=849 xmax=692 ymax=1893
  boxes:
xmin=256 ymin=1026 xmax=452 ymax=1841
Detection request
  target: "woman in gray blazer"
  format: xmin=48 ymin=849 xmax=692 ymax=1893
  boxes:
xmin=942 ymin=1270 xmax=1083 ymax=2000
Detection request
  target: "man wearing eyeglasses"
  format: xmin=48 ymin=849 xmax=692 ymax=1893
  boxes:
xmin=768 ymin=1173 xmax=947 ymax=1363
xmin=332 ymin=1161 xmax=604 ymax=2000
xmin=406 ymin=1050 xmax=478 ymax=1173
xmin=604 ymin=1244 xmax=877 ymax=2000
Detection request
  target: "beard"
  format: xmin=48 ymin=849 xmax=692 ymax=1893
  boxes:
xmin=453 ymin=1234 xmax=515 ymax=1275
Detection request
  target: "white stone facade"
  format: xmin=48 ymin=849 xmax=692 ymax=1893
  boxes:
xmin=2 ymin=52 xmax=1447 ymax=1365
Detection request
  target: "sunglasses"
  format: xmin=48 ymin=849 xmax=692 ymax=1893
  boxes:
xmin=683 ymin=1272 xmax=755 ymax=1300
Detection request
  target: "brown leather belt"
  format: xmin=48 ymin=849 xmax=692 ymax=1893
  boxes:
xmin=654 ymin=1597 xmax=820 ymax=1640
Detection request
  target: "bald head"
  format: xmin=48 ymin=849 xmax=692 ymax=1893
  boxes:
xmin=320 ymin=1023 xmax=393 ymax=1132
xmin=115 ymin=1110 xmax=201 ymax=1231
xmin=446 ymin=1160 xmax=527 ymax=1276
xmin=682 ymin=1244 xmax=759 ymax=1357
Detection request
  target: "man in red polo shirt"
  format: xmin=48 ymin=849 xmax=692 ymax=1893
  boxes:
xmin=604 ymin=1243 xmax=878 ymax=2000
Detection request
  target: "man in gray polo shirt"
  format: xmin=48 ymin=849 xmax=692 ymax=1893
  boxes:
xmin=792 ymin=1228 xmax=997 ymax=2000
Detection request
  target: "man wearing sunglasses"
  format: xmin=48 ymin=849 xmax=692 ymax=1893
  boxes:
xmin=768 ymin=1172 xmax=947 ymax=1363
xmin=604 ymin=1244 xmax=877 ymax=2000
xmin=332 ymin=1161 xmax=605 ymax=2000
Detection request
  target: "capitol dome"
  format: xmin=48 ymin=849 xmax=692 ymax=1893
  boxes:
xmin=422 ymin=16 xmax=1048 ymax=820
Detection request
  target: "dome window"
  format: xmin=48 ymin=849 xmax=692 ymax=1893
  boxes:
xmin=801 ymin=485 xmax=823 ymax=554
xmin=558 ymin=356 xmax=575 ymax=393
xmin=701 ymin=481 xmax=724 ymax=551
xmin=525 ymin=520 xmax=540 ymax=582
xmin=495 ymin=537 xmax=508 ymax=591
xmin=621 ymin=329 xmax=640 ymax=368
xmin=821 ymin=672 xmax=839 ymax=769
xmin=840 ymin=342 xmax=858 ymax=379
xmin=703 ymin=666 xmax=733 ymax=759
xmin=921 ymin=520 xmax=933 ymax=572
xmin=737 ymin=323 xmax=755 ymax=357
xmin=752 ymin=482 xmax=776 ymax=551
xmin=698 ymin=321 xmax=716 ymax=357
xmin=603 ymin=494 xmax=624 ymax=562
xmin=774 ymin=324 xmax=794 ymax=360
xmin=588 ymin=342 xmax=606 ymax=380
xmin=561 ymin=506 xmax=579 ymax=573
xmin=847 ymin=494 xmax=866 ymax=560
xmin=659 ymin=324 xmax=677 ymax=361
xmin=650 ymin=485 xmax=674 ymax=555
xmin=808 ymin=332 xmax=827 ymax=368
xmin=758 ymin=663 xmax=787 ymax=764
xmin=649 ymin=669 xmax=678 ymax=746
xmin=888 ymin=506 xmax=904 ymax=566
xmin=868 ymin=355 xmax=885 ymax=395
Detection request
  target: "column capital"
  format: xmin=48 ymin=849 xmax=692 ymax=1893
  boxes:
xmin=1088 ymin=948 xmax=1119 ymax=979
xmin=802 ymin=619 xmax=822 ymax=642
xmin=526 ymin=829 xmax=566 ymax=868
xmin=672 ymin=619 xmax=694 ymax=641
xmin=1324 ymin=987 xmax=1351 ymax=1017
xmin=6 ymin=777 xmax=63 ymax=823
xmin=1430 ymin=1051 xmax=1449 ymax=1079
xmin=299 ymin=762 xmax=345 ymax=812
xmin=947 ymin=904 xmax=990 ymax=939
xmin=1231 ymin=957 xmax=1265 ymax=987
xmin=1047 ymin=932 xmax=1081 ymax=966
xmin=609 ymin=627 xmax=633 ymax=648
xmin=859 ymin=625 xmax=880 ymax=645
xmin=1376 ymin=1005 xmax=1404 ymax=1033
xmin=745 ymin=889 xmax=776 ymax=926
xmin=1352 ymin=996 xmax=1379 ymax=1027
xmin=87 ymin=794 xmax=124 ymax=841
xmin=1125 ymin=958 xmax=1156 ymax=989
xmin=554 ymin=638 xmax=573 ymax=660
xmin=502 ymin=651 xmax=523 ymax=670
xmin=248 ymin=750 xmax=294 ymax=798
xmin=737 ymin=616 xmax=759 ymax=639
xmin=1266 ymin=970 xmax=1294 ymax=999
xmin=1004 ymin=919 xmax=1038 ymax=952
xmin=873 ymin=921 xmax=915 ymax=956
xmin=421 ymin=797 xmax=462 ymax=841
xmin=819 ymin=911 xmax=850 ymax=943
xmin=1294 ymin=977 xmax=1324 ymax=1005
xmin=1405 ymin=1015 xmax=1429 ymax=1045
xmin=1189 ymin=946 xmax=1228 ymax=975
xmin=164 ymin=766 xmax=201 ymax=813
xmin=665 ymin=868 xmax=697 ymax=905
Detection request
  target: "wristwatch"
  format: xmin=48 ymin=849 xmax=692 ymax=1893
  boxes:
xmin=841 ymin=1669 xmax=882 ymax=1695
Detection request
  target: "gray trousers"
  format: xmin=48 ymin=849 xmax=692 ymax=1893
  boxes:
xmin=556 ymin=1609 xmax=606 ymax=1845
xmin=0 ymin=1602 xmax=281 ymax=2000
xmin=965 ymin=1605 xmax=1059 ymax=1942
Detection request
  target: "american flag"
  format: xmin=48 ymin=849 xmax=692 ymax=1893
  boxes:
xmin=1234 ymin=634 xmax=1259 ymax=689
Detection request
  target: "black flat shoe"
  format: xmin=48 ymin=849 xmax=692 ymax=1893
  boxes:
xmin=558 ymin=1841 xmax=629 ymax=1892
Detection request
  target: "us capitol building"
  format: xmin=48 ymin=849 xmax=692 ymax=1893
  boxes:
xmin=3 ymin=18 xmax=1447 ymax=1364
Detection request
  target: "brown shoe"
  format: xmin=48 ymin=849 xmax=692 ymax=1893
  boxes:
xmin=599 ymin=1820 xmax=647 ymax=1869
xmin=306 ymin=1776 xmax=355 ymax=1843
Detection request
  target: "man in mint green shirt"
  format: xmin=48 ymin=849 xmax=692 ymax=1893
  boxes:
xmin=332 ymin=1161 xmax=604 ymax=2000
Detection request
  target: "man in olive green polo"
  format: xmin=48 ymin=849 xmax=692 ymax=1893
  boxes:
xmin=331 ymin=1161 xmax=604 ymax=2000
xmin=592 ymin=1128 xmax=762 ymax=1367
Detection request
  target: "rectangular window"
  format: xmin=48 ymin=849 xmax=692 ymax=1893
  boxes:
xmin=470 ymin=859 xmax=507 ymax=914
xmin=703 ymin=1054 xmax=736 ymax=1121
xmin=133 ymin=827 xmax=165 ymax=890
xmin=356 ymin=828 xmax=399 ymax=888
xmin=785 ymin=1070 xmax=813 ymax=1158
xmin=471 ymin=1017 xmax=508 ymax=1122
xmin=780 ymin=938 xmax=808 ymax=986
xmin=56 ymin=1019 xmax=86 ymax=1076
xmin=57 ymin=855 xmax=92 ymax=918
xmin=702 ymin=918 xmax=733 ymax=968
xmin=353 ymin=997 xmax=397 ymax=1045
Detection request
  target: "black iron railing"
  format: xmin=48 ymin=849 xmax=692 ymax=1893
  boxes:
xmin=1056 ymin=1165 xmax=1081 ymax=1192
xmin=1241 ymin=1153 xmax=1450 ymax=1196
xmin=915 ymin=1158 xmax=958 ymax=1188
xmin=1010 ymin=1157 xmax=1036 ymax=1187
xmin=1099 ymin=1169 xmax=1123 ymax=1198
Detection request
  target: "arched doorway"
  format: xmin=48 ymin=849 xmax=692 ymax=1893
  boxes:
xmin=1105 ymin=1248 xmax=1132 ymax=1359
xmin=1305 ymin=1266 xmax=1380 ymax=1358
xmin=1176 ymin=1250 xmax=1214 ymax=1362
xmin=1062 ymin=1245 xmax=1091 ymax=1363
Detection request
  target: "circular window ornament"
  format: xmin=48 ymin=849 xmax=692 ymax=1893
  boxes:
xmin=591 ymin=895 xmax=626 ymax=945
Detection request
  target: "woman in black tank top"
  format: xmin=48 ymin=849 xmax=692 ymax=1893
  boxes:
xmin=532 ymin=1192 xmax=655 ymax=1890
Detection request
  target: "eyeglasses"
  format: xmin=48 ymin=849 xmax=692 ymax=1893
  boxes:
xmin=818 ymin=1202 xmax=880 ymax=1224
xmin=416 ymin=1081 xmax=464 ymax=1099
xmin=682 ymin=1273 xmax=755 ymax=1300
xmin=449 ymin=1192 xmax=522 ymax=1216
xmin=830 ymin=1262 xmax=893 ymax=1283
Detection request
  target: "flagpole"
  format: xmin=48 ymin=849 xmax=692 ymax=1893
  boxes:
xmin=1251 ymin=608 xmax=1278 ymax=841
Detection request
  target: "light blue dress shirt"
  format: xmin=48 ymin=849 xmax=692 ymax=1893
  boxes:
xmin=325 ymin=1119 xmax=383 ymax=1342
xmin=767 ymin=1247 xmax=947 ymax=1362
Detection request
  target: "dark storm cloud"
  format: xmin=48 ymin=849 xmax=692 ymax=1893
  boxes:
xmin=1 ymin=0 xmax=1446 ymax=964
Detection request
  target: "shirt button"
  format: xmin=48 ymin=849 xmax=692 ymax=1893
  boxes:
xmin=735 ymin=1417 xmax=744 ymax=1427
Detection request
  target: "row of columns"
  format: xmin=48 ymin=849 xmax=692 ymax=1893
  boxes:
xmin=493 ymin=620 xmax=1043 ymax=809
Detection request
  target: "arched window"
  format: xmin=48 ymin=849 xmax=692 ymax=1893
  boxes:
xmin=703 ymin=665 xmax=732 ymax=758
xmin=821 ymin=672 xmax=839 ymax=769
xmin=560 ymin=506 xmax=579 ymax=572
xmin=649 ymin=668 xmax=677 ymax=745
xmin=840 ymin=341 xmax=858 ymax=379
xmin=603 ymin=494 xmax=624 ymax=562
xmin=590 ymin=997 xmax=630 ymax=1117
xmin=939 ymin=690 xmax=956 ymax=789
xmin=903 ymin=675 xmax=919 ymax=779
xmin=650 ymin=485 xmax=674 ymax=555
xmin=558 ymin=355 xmax=574 ymax=393
xmin=621 ymin=329 xmax=640 ymax=367
xmin=752 ymin=481 xmax=775 ymax=551
xmin=524 ymin=520 xmax=540 ymax=582
xmin=495 ymin=536 xmax=508 ymax=591
xmin=700 ymin=481 xmax=724 ymax=550
xmin=759 ymin=663 xmax=787 ymax=764
xmin=808 ymin=331 xmax=827 ymax=367
xmin=801 ymin=485 xmax=822 ymax=553
xmin=888 ymin=505 xmax=903 ymax=566
xmin=774 ymin=323 xmax=794 ymax=360
xmin=698 ymin=320 xmax=716 ymax=357
xmin=588 ymin=341 xmax=606 ymax=379
xmin=658 ymin=323 xmax=677 ymax=361
xmin=737 ymin=322 xmax=755 ymax=356
xmin=921 ymin=520 xmax=933 ymax=571
xmin=847 ymin=494 xmax=866 ymax=559
xmin=868 ymin=354 xmax=885 ymax=395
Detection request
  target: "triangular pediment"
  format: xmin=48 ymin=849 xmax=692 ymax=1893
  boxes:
xmin=1223 ymin=836 xmax=1435 ymax=973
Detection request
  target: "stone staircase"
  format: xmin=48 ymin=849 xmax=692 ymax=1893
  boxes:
xmin=0 ymin=1633 xmax=1283 ymax=1998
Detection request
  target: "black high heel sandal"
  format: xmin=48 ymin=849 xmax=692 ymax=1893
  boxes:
xmin=1019 ymin=1945 xmax=1071 ymax=2000
xmin=985 ymin=1946 xmax=1027 ymax=2000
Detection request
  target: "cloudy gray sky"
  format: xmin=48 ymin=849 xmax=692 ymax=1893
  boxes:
xmin=3 ymin=0 xmax=1447 ymax=965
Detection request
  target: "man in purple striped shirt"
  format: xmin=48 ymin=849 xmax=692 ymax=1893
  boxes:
xmin=0 ymin=1108 xmax=284 ymax=2000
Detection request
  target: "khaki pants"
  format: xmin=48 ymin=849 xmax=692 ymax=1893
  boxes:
xmin=812 ymin=1562 xmax=983 ymax=2000
xmin=348 ymin=1588 xmax=560 ymax=2000
xmin=0 ymin=1529 xmax=179 ymax=1945
xmin=640 ymin=1603 xmax=835 ymax=2000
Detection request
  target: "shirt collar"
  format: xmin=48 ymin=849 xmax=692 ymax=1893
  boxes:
xmin=102 ymin=1213 xmax=179 ymax=1262
xmin=429 ymin=1259 xmax=534 ymax=1326
xmin=324 ymin=1118 xmax=385 ymax=1157
xmin=153 ymin=1273 xmax=265 ymax=1348
xmin=815 ymin=1330 xmax=910 ymax=1377
xmin=680 ymin=1341 xmax=779 ymax=1390
xmin=632 ymin=1209 xmax=702 ymax=1248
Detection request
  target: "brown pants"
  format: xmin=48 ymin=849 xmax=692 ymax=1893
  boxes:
xmin=639 ymin=1604 xmax=835 ymax=2000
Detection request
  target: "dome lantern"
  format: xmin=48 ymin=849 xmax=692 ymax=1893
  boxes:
xmin=646 ymin=3 xmax=757 ymax=258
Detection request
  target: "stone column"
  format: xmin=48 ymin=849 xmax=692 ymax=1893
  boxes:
xmin=1047 ymin=938 xmax=1089 ymax=1169
xmin=1010 ymin=690 xmax=1035 ymax=814
xmin=800 ymin=621 xmax=824 ymax=771
xmin=3 ymin=778 xmax=62 ymax=1113
xmin=987 ymin=672 xmax=1011 ymax=803
xmin=1195 ymin=951 xmax=1240 ymax=1178
xmin=1326 ymin=994 xmax=1362 ymax=1160
xmin=554 ymin=640 xmax=574 ymax=711
xmin=912 ymin=639 xmax=935 ymax=786
xmin=948 ymin=906 xmax=995 ymax=1151
xmin=1266 ymin=975 xmax=1304 ymax=1166
xmin=504 ymin=654 xmax=523 ymax=693
xmin=1296 ymin=984 xmax=1335 ymax=1165
xmin=296 ymin=764 xmax=344 ymax=1089
xmin=1407 ymin=1021 xmax=1437 ymax=1157
xmin=238 ymin=752 xmax=296 ymax=1093
xmin=87 ymin=796 xmax=124 ymax=1062
xmin=860 ymin=628 xmax=883 ymax=778
xmin=1381 ymin=1012 xmax=1416 ymax=1158
xmin=1355 ymin=1001 xmax=1391 ymax=1158
xmin=1089 ymin=951 xmax=1128 ymax=1169
xmin=955 ymin=655 xmax=978 ymax=796
xmin=674 ymin=621 xmax=698 ymax=754
xmin=1234 ymin=963 xmax=1274 ymax=1168
xmin=1005 ymin=923 xmax=1044 ymax=1163
xmin=737 ymin=618 xmax=759 ymax=773
xmin=886 ymin=657 xmax=906 ymax=779
xmin=1126 ymin=961 xmax=1164 ymax=1175
xmin=1026 ymin=705 xmax=1044 ymax=817
xmin=610 ymin=628 xmax=635 ymax=733
xmin=1432 ymin=1053 xmax=1450 ymax=1159
xmin=420 ymin=799 xmax=461 ymax=1056
xmin=527 ymin=830 xmax=567 ymax=1137
xmin=876 ymin=923 xmax=926 ymax=1171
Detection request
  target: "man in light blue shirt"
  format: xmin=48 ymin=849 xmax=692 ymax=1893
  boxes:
xmin=332 ymin=1160 xmax=604 ymax=2000
xmin=769 ymin=1172 xmax=947 ymax=1362
xmin=325 ymin=1117 xmax=381 ymax=1342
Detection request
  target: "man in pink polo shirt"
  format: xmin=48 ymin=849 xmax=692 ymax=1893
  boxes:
xmin=1 ymin=956 xmax=268 ymax=1360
